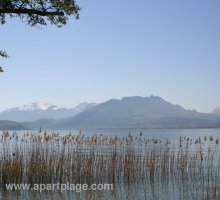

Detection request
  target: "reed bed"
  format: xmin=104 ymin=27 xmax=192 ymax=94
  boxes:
xmin=0 ymin=130 xmax=220 ymax=197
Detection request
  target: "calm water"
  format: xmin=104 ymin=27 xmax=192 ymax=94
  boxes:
xmin=1 ymin=128 xmax=220 ymax=200
xmin=8 ymin=128 xmax=220 ymax=140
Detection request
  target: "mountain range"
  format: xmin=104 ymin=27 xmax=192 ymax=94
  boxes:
xmin=0 ymin=120 xmax=26 ymax=130
xmin=212 ymin=107 xmax=220 ymax=115
xmin=1 ymin=96 xmax=220 ymax=130
xmin=0 ymin=102 xmax=96 ymax=122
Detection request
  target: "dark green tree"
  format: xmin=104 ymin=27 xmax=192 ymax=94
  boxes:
xmin=0 ymin=0 xmax=81 ymax=72
xmin=0 ymin=50 xmax=9 ymax=72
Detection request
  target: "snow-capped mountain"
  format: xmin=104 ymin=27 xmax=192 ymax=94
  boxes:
xmin=212 ymin=107 xmax=220 ymax=115
xmin=21 ymin=103 xmax=57 ymax=111
xmin=0 ymin=102 xmax=96 ymax=122
xmin=3 ymin=103 xmax=58 ymax=113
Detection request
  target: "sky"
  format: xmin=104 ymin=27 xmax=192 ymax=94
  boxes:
xmin=0 ymin=0 xmax=220 ymax=113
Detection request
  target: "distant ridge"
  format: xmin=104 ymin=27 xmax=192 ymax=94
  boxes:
xmin=0 ymin=102 xmax=96 ymax=122
xmin=23 ymin=96 xmax=220 ymax=129
xmin=212 ymin=107 xmax=220 ymax=115
xmin=0 ymin=120 xmax=26 ymax=130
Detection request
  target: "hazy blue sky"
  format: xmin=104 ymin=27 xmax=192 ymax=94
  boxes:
xmin=0 ymin=0 xmax=220 ymax=112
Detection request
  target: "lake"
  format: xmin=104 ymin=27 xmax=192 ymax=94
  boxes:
xmin=1 ymin=128 xmax=220 ymax=200
xmin=9 ymin=128 xmax=220 ymax=139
